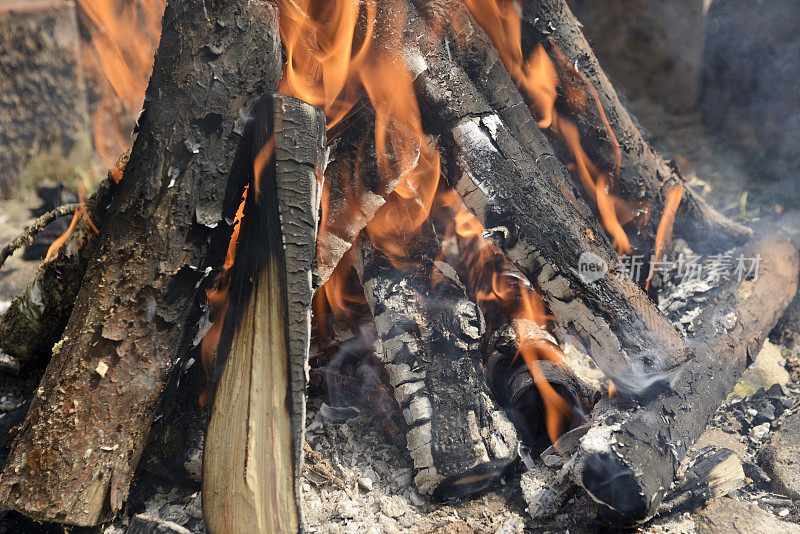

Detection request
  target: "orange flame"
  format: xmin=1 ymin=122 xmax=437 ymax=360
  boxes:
xmin=76 ymin=0 xmax=165 ymax=167
xmin=278 ymin=0 xmax=441 ymax=318
xmin=646 ymin=185 xmax=684 ymax=291
xmin=198 ymin=185 xmax=248 ymax=408
xmin=441 ymin=190 xmax=573 ymax=444
xmin=460 ymin=0 xmax=631 ymax=254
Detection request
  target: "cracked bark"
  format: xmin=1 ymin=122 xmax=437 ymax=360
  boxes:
xmin=0 ymin=0 xmax=282 ymax=525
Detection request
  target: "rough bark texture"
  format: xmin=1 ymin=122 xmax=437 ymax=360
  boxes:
xmin=567 ymin=234 xmax=798 ymax=521
xmin=355 ymin=227 xmax=518 ymax=496
xmin=0 ymin=170 xmax=118 ymax=364
xmin=521 ymin=0 xmax=752 ymax=255
xmin=403 ymin=2 xmax=689 ymax=391
xmin=204 ymin=93 xmax=324 ymax=534
xmin=0 ymin=0 xmax=282 ymax=525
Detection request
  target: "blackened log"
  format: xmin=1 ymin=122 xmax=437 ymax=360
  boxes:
xmin=354 ymin=225 xmax=518 ymax=495
xmin=567 ymin=233 xmax=798 ymax=521
xmin=0 ymin=0 xmax=282 ymax=525
xmin=403 ymin=3 xmax=690 ymax=389
xmin=521 ymin=0 xmax=752 ymax=254
xmin=0 ymin=163 xmax=119 ymax=364
xmin=202 ymin=93 xmax=325 ymax=534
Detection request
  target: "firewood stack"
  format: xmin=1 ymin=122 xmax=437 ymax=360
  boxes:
xmin=0 ymin=0 xmax=796 ymax=531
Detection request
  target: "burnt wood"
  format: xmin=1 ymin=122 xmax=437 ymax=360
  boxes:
xmin=0 ymin=0 xmax=282 ymax=525
xmin=567 ymin=233 xmax=798 ymax=521
xmin=354 ymin=224 xmax=518 ymax=496
xmin=521 ymin=0 xmax=752 ymax=255
xmin=203 ymin=93 xmax=325 ymax=534
xmin=403 ymin=1 xmax=690 ymax=391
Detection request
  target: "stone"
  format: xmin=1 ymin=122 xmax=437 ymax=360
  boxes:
xmin=694 ymin=498 xmax=800 ymax=534
xmin=357 ymin=476 xmax=373 ymax=492
xmin=379 ymin=496 xmax=406 ymax=518
xmin=760 ymin=411 xmax=800 ymax=499
xmin=0 ymin=0 xmax=92 ymax=197
xmin=731 ymin=340 xmax=790 ymax=399
xmin=694 ymin=428 xmax=748 ymax=461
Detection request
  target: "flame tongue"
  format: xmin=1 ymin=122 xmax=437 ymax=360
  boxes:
xmin=77 ymin=0 xmax=165 ymax=167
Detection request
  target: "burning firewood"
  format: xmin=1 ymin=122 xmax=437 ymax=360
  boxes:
xmin=354 ymin=222 xmax=518 ymax=496
xmin=404 ymin=0 xmax=690 ymax=389
xmin=518 ymin=0 xmax=753 ymax=255
xmin=203 ymin=93 xmax=325 ymax=533
xmin=0 ymin=0 xmax=283 ymax=525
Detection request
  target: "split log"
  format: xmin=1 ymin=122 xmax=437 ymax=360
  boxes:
xmin=566 ymin=233 xmax=798 ymax=521
xmin=0 ymin=161 xmax=120 ymax=365
xmin=203 ymin=93 xmax=324 ymax=534
xmin=403 ymin=2 xmax=690 ymax=390
xmin=0 ymin=0 xmax=282 ymax=525
xmin=354 ymin=224 xmax=518 ymax=496
xmin=520 ymin=0 xmax=752 ymax=254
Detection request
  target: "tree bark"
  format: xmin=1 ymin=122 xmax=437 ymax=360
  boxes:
xmin=567 ymin=233 xmax=798 ymax=521
xmin=0 ymin=164 xmax=119 ymax=364
xmin=203 ymin=93 xmax=325 ymax=534
xmin=0 ymin=0 xmax=282 ymax=525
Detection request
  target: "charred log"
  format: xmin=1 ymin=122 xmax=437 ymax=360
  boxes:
xmin=203 ymin=93 xmax=325 ymax=533
xmin=403 ymin=1 xmax=690 ymax=391
xmin=354 ymin=224 xmax=518 ymax=496
xmin=566 ymin=233 xmax=798 ymax=521
xmin=520 ymin=0 xmax=752 ymax=255
xmin=0 ymin=0 xmax=282 ymax=525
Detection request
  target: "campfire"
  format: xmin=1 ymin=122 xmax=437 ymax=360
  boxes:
xmin=0 ymin=0 xmax=798 ymax=532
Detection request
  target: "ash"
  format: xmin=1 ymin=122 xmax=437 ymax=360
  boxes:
xmin=301 ymin=399 xmax=526 ymax=533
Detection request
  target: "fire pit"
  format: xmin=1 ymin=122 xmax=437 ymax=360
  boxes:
xmin=0 ymin=0 xmax=798 ymax=532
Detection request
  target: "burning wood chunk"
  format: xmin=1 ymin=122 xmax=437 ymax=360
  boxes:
xmin=355 ymin=229 xmax=518 ymax=496
xmin=0 ymin=0 xmax=283 ymax=525
xmin=203 ymin=93 xmax=326 ymax=533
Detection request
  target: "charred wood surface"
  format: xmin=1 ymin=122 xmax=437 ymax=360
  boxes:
xmin=566 ymin=234 xmax=798 ymax=521
xmin=521 ymin=0 xmax=752 ymax=255
xmin=0 ymin=168 xmax=118 ymax=364
xmin=203 ymin=93 xmax=325 ymax=533
xmin=355 ymin=227 xmax=517 ymax=496
xmin=0 ymin=0 xmax=282 ymax=525
xmin=403 ymin=2 xmax=689 ymax=389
